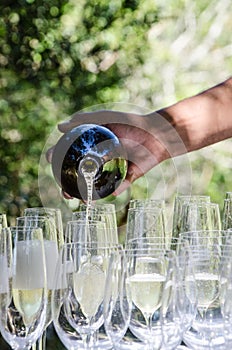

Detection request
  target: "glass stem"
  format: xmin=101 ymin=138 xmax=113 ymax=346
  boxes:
xmin=32 ymin=330 xmax=46 ymax=350
xmin=144 ymin=313 xmax=154 ymax=350
xmin=82 ymin=331 xmax=95 ymax=350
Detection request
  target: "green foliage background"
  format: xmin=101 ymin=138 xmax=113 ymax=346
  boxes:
xmin=0 ymin=0 xmax=232 ymax=347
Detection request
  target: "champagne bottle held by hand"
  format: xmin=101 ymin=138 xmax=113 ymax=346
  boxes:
xmin=51 ymin=124 xmax=127 ymax=201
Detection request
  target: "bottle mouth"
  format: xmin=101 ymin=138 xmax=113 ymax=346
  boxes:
xmin=78 ymin=156 xmax=100 ymax=177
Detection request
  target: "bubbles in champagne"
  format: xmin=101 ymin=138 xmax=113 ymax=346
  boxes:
xmin=73 ymin=261 xmax=105 ymax=318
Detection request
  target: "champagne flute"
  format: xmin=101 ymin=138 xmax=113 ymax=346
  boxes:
xmin=0 ymin=213 xmax=7 ymax=231
xmin=126 ymin=207 xmax=166 ymax=247
xmin=160 ymin=251 xmax=185 ymax=349
xmin=126 ymin=248 xmax=168 ymax=350
xmin=67 ymin=218 xmax=108 ymax=246
xmin=180 ymin=229 xmax=225 ymax=247
xmin=20 ymin=212 xmax=61 ymax=350
xmin=0 ymin=226 xmax=47 ymax=350
xmin=74 ymin=203 xmax=118 ymax=246
xmin=183 ymin=243 xmax=227 ymax=349
xmin=172 ymin=195 xmax=211 ymax=240
xmin=16 ymin=217 xmax=59 ymax=326
xmin=24 ymin=207 xmax=64 ymax=249
xmin=222 ymin=198 xmax=232 ymax=230
xmin=129 ymin=198 xmax=166 ymax=210
xmin=103 ymin=248 xmax=131 ymax=348
xmin=179 ymin=202 xmax=221 ymax=234
xmin=65 ymin=219 xmax=115 ymax=350
xmin=220 ymin=245 xmax=232 ymax=348
xmin=126 ymin=236 xmax=167 ymax=252
xmin=52 ymin=242 xmax=110 ymax=350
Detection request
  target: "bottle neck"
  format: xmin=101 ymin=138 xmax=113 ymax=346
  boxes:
xmin=78 ymin=155 xmax=101 ymax=178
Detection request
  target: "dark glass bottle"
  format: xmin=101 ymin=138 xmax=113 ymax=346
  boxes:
xmin=51 ymin=124 xmax=127 ymax=200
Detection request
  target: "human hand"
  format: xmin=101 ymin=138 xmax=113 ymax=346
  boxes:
xmin=46 ymin=109 xmax=187 ymax=197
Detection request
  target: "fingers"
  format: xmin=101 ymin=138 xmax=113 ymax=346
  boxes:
xmin=58 ymin=111 xmax=107 ymax=132
xmin=58 ymin=118 xmax=82 ymax=133
xmin=58 ymin=110 xmax=137 ymax=133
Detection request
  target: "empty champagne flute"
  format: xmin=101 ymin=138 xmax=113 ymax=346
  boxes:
xmin=129 ymin=198 xmax=166 ymax=210
xmin=0 ymin=226 xmax=47 ymax=350
xmin=160 ymin=249 xmax=196 ymax=349
xmin=222 ymin=198 xmax=232 ymax=230
xmin=220 ymin=247 xmax=232 ymax=348
xmin=73 ymin=203 xmax=118 ymax=246
xmin=126 ymin=236 xmax=167 ymax=252
xmin=0 ymin=213 xmax=7 ymax=231
xmin=125 ymin=207 xmax=166 ymax=247
xmin=179 ymin=202 xmax=221 ymax=234
xmin=180 ymin=229 xmax=225 ymax=248
xmin=172 ymin=195 xmax=211 ymax=240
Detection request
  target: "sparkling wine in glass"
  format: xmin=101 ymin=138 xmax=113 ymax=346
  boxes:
xmin=19 ymin=213 xmax=61 ymax=350
xmin=126 ymin=249 xmax=167 ymax=349
xmin=183 ymin=244 xmax=228 ymax=349
xmin=52 ymin=242 xmax=110 ymax=350
xmin=0 ymin=226 xmax=47 ymax=350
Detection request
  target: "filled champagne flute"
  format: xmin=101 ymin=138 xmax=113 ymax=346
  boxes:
xmin=52 ymin=242 xmax=110 ymax=350
xmin=0 ymin=226 xmax=47 ymax=350
xmin=24 ymin=207 xmax=64 ymax=249
xmin=125 ymin=248 xmax=168 ymax=350
xmin=16 ymin=217 xmax=59 ymax=327
xmin=183 ymin=243 xmax=228 ymax=349
xmin=65 ymin=219 xmax=117 ymax=350
xmin=20 ymin=212 xmax=61 ymax=350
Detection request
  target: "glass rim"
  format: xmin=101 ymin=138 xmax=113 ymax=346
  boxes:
xmin=24 ymin=206 xmax=61 ymax=211
xmin=66 ymin=219 xmax=106 ymax=225
xmin=179 ymin=229 xmax=227 ymax=235
xmin=16 ymin=215 xmax=49 ymax=221
xmin=174 ymin=194 xmax=211 ymax=199
xmin=61 ymin=241 xmax=122 ymax=249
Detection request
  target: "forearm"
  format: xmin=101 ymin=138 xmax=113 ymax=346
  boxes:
xmin=155 ymin=76 xmax=232 ymax=154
